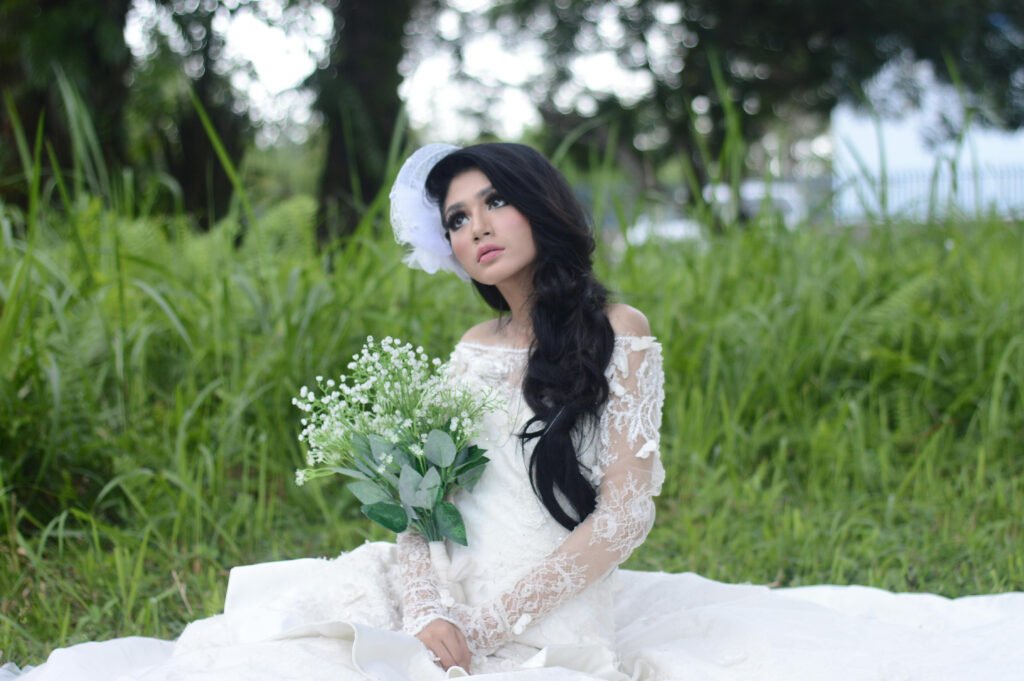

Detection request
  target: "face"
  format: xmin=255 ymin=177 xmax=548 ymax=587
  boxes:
xmin=443 ymin=168 xmax=537 ymax=287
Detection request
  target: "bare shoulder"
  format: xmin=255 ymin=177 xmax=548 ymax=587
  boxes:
xmin=459 ymin=319 xmax=500 ymax=344
xmin=606 ymin=303 xmax=651 ymax=337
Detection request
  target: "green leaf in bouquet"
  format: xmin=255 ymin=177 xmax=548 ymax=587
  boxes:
xmin=361 ymin=502 xmax=408 ymax=533
xmin=328 ymin=466 xmax=369 ymax=481
xmin=424 ymin=430 xmax=457 ymax=468
xmin=350 ymin=433 xmax=372 ymax=460
xmin=456 ymin=459 xmax=488 ymax=491
xmin=378 ymin=469 xmax=400 ymax=488
xmin=347 ymin=481 xmax=391 ymax=505
xmin=368 ymin=434 xmax=396 ymax=461
xmin=398 ymin=464 xmax=425 ymax=508
xmin=399 ymin=464 xmax=443 ymax=508
xmin=391 ymin=447 xmax=413 ymax=470
xmin=420 ymin=466 xmax=442 ymax=504
xmin=349 ymin=455 xmax=378 ymax=481
xmin=435 ymin=501 xmax=468 ymax=546
xmin=453 ymin=444 xmax=485 ymax=469
xmin=454 ymin=445 xmax=487 ymax=472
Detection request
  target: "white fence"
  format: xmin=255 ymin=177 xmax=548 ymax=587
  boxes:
xmin=832 ymin=164 xmax=1024 ymax=224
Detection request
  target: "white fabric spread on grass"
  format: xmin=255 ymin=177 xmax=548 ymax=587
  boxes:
xmin=6 ymin=337 xmax=1023 ymax=681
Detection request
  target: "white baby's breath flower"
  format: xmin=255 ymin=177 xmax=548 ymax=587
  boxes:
xmin=295 ymin=469 xmax=307 ymax=486
xmin=293 ymin=333 xmax=495 ymax=539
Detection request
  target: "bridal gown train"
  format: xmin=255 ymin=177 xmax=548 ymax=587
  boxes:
xmin=5 ymin=337 xmax=1024 ymax=681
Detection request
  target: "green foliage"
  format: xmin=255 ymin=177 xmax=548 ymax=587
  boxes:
xmin=1 ymin=180 xmax=1022 ymax=666
xmin=361 ymin=502 xmax=409 ymax=534
xmin=475 ymin=1 xmax=1024 ymax=190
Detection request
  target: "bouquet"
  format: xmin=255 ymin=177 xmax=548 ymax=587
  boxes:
xmin=293 ymin=336 xmax=491 ymax=547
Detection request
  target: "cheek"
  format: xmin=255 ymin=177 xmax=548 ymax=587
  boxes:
xmin=448 ymin=232 xmax=475 ymax=265
xmin=513 ymin=221 xmax=537 ymax=258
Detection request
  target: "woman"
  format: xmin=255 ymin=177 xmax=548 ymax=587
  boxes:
xmin=394 ymin=142 xmax=665 ymax=675
xmin=8 ymin=143 xmax=1023 ymax=681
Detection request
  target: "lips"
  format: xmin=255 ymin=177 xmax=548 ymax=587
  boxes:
xmin=476 ymin=244 xmax=504 ymax=263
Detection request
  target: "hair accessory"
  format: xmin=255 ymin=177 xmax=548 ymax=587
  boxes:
xmin=389 ymin=143 xmax=469 ymax=280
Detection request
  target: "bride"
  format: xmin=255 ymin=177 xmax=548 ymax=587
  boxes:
xmin=6 ymin=143 xmax=1023 ymax=681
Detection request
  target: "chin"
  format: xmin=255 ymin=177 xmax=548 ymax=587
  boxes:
xmin=471 ymin=266 xmax=526 ymax=287
xmin=470 ymin=274 xmax=502 ymax=287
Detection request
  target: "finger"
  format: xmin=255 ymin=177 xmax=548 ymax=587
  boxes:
xmin=452 ymin=632 xmax=471 ymax=670
xmin=439 ymin=639 xmax=459 ymax=671
xmin=425 ymin=643 xmax=444 ymax=668
xmin=419 ymin=635 xmax=446 ymax=669
xmin=430 ymin=641 xmax=452 ymax=670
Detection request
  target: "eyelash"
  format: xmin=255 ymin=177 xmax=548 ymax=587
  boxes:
xmin=445 ymin=194 xmax=508 ymax=232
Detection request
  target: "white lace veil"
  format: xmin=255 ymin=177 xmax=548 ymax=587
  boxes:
xmin=389 ymin=143 xmax=469 ymax=280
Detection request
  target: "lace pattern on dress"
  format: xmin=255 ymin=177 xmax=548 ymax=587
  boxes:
xmin=444 ymin=341 xmax=527 ymax=412
xmin=398 ymin=337 xmax=666 ymax=658
xmin=588 ymin=469 xmax=659 ymax=559
xmin=598 ymin=336 xmax=665 ymax=471
xmin=450 ymin=552 xmax=587 ymax=654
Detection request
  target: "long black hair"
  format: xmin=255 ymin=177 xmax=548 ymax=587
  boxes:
xmin=425 ymin=143 xmax=615 ymax=530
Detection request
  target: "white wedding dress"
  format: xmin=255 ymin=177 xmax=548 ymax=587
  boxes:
xmin=5 ymin=336 xmax=1024 ymax=681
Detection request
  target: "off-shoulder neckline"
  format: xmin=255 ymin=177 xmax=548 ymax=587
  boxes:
xmin=455 ymin=335 xmax=660 ymax=354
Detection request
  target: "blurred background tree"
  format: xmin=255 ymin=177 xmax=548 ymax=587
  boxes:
xmin=1 ymin=0 xmax=1021 ymax=234
xmin=0 ymin=0 xmax=134 ymax=205
xmin=453 ymin=0 xmax=1024 ymax=192
xmin=146 ymin=0 xmax=254 ymax=230
xmin=307 ymin=0 xmax=420 ymax=246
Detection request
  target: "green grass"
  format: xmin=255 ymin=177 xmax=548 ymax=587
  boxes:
xmin=1 ymin=183 xmax=1022 ymax=666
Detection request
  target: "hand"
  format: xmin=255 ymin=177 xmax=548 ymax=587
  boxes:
xmin=415 ymin=618 xmax=472 ymax=672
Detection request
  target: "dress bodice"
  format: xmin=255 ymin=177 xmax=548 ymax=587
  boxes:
xmin=447 ymin=336 xmax=666 ymax=489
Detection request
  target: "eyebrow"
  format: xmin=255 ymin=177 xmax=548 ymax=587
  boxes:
xmin=444 ymin=185 xmax=495 ymax=221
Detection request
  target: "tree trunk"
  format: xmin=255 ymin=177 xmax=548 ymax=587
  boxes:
xmin=160 ymin=7 xmax=250 ymax=232
xmin=312 ymin=0 xmax=415 ymax=249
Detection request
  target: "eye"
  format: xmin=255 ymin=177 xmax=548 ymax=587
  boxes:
xmin=445 ymin=211 xmax=468 ymax=231
xmin=487 ymin=194 xmax=508 ymax=210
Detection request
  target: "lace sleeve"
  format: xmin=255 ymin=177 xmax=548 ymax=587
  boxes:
xmin=396 ymin=531 xmax=454 ymax=635
xmin=449 ymin=338 xmax=665 ymax=655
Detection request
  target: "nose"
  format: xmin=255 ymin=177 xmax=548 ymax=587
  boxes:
xmin=470 ymin=208 xmax=492 ymax=241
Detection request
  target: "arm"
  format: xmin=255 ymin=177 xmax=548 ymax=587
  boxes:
xmin=396 ymin=531 xmax=454 ymax=635
xmin=449 ymin=333 xmax=666 ymax=655
xmin=396 ymin=532 xmax=471 ymax=670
